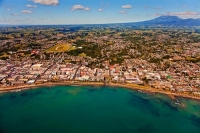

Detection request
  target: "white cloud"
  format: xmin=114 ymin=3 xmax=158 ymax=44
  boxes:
xmin=0 ymin=18 xmax=32 ymax=23
xmin=26 ymin=4 xmax=37 ymax=8
xmin=32 ymin=0 xmax=59 ymax=6
xmin=99 ymin=2 xmax=110 ymax=12
xmin=7 ymin=8 xmax=11 ymax=11
xmin=100 ymin=2 xmax=110 ymax=9
xmin=182 ymin=5 xmax=187 ymax=8
xmin=26 ymin=19 xmax=31 ymax=21
xmin=99 ymin=9 xmax=103 ymax=12
xmin=10 ymin=13 xmax=18 ymax=16
xmin=21 ymin=10 xmax=32 ymax=14
xmin=154 ymin=11 xmax=200 ymax=18
xmin=0 ymin=18 xmax=13 ymax=22
xmin=154 ymin=7 xmax=162 ymax=10
xmin=119 ymin=10 xmax=128 ymax=14
xmin=71 ymin=5 xmax=90 ymax=11
xmin=122 ymin=4 xmax=132 ymax=9
xmin=84 ymin=7 xmax=90 ymax=11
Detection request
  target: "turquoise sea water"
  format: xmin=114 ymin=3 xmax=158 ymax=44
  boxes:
xmin=0 ymin=86 xmax=200 ymax=133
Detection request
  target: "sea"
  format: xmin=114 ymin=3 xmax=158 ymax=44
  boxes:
xmin=0 ymin=86 xmax=200 ymax=133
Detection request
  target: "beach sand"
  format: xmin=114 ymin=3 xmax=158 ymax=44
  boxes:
xmin=0 ymin=81 xmax=200 ymax=100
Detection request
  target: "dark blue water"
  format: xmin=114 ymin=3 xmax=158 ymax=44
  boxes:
xmin=0 ymin=86 xmax=200 ymax=133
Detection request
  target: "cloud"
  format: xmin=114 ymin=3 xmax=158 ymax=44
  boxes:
xmin=154 ymin=7 xmax=162 ymax=10
xmin=100 ymin=2 xmax=110 ymax=9
xmin=10 ymin=13 xmax=18 ymax=16
xmin=0 ymin=18 xmax=32 ymax=23
xmin=182 ymin=5 xmax=187 ymax=8
xmin=119 ymin=10 xmax=128 ymax=14
xmin=71 ymin=5 xmax=90 ymax=11
xmin=99 ymin=2 xmax=110 ymax=12
xmin=32 ymin=0 xmax=59 ymax=6
xmin=26 ymin=4 xmax=37 ymax=8
xmin=99 ymin=9 xmax=103 ymax=12
xmin=21 ymin=10 xmax=32 ymax=14
xmin=71 ymin=5 xmax=84 ymax=10
xmin=122 ymin=4 xmax=132 ymax=9
xmin=7 ymin=8 xmax=11 ymax=11
xmin=154 ymin=11 xmax=200 ymax=18
xmin=144 ymin=6 xmax=149 ymax=9
xmin=0 ymin=18 xmax=14 ymax=22
xmin=84 ymin=7 xmax=90 ymax=11
xmin=100 ymin=2 xmax=109 ymax=5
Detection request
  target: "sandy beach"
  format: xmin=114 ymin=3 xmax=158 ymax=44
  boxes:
xmin=0 ymin=81 xmax=200 ymax=100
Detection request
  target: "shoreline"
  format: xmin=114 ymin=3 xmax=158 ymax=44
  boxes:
xmin=0 ymin=81 xmax=200 ymax=100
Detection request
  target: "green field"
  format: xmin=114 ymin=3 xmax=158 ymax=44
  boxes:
xmin=79 ymin=53 xmax=87 ymax=57
xmin=46 ymin=43 xmax=72 ymax=53
xmin=106 ymin=41 xmax=115 ymax=45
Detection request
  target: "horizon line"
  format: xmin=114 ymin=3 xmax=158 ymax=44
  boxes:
xmin=0 ymin=15 xmax=200 ymax=26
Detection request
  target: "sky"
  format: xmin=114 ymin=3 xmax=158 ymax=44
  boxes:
xmin=0 ymin=0 xmax=200 ymax=25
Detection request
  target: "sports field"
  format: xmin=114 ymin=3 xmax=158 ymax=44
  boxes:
xmin=46 ymin=43 xmax=72 ymax=53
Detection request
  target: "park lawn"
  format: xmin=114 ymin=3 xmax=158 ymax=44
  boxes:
xmin=69 ymin=46 xmax=76 ymax=51
xmin=64 ymin=60 xmax=72 ymax=63
xmin=106 ymin=41 xmax=115 ymax=45
xmin=0 ymin=53 xmax=9 ymax=58
xmin=46 ymin=43 xmax=72 ymax=53
xmin=79 ymin=53 xmax=87 ymax=57
xmin=0 ymin=53 xmax=9 ymax=59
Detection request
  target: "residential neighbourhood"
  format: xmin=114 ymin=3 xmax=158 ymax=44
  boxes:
xmin=0 ymin=25 xmax=200 ymax=96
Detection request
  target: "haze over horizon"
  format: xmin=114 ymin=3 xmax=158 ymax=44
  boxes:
xmin=0 ymin=0 xmax=200 ymax=25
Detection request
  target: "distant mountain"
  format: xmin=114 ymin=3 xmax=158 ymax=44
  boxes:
xmin=131 ymin=16 xmax=200 ymax=26
xmin=1 ymin=15 xmax=200 ymax=27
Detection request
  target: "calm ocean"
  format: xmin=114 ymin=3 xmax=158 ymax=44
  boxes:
xmin=0 ymin=86 xmax=200 ymax=133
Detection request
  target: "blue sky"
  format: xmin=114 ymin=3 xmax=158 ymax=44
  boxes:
xmin=0 ymin=0 xmax=200 ymax=25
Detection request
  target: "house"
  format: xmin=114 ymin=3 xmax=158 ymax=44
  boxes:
xmin=27 ymin=80 xmax=35 ymax=84
xmin=32 ymin=64 xmax=43 ymax=70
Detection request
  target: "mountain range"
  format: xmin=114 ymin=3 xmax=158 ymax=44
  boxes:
xmin=1 ymin=15 xmax=200 ymax=27
xmin=130 ymin=16 xmax=200 ymax=26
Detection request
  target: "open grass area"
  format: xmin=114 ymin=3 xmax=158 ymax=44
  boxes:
xmin=69 ymin=46 xmax=76 ymax=51
xmin=46 ymin=43 xmax=72 ymax=53
xmin=106 ymin=41 xmax=115 ymax=45
xmin=0 ymin=53 xmax=9 ymax=58
xmin=79 ymin=53 xmax=87 ymax=57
